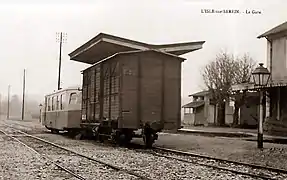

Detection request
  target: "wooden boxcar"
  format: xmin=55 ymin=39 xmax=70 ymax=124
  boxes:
xmin=81 ymin=49 xmax=184 ymax=147
xmin=42 ymin=87 xmax=82 ymax=133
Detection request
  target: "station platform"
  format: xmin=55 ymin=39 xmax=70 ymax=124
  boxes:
xmin=178 ymin=126 xmax=287 ymax=144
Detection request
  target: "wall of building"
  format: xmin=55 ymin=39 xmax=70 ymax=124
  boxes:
xmin=182 ymin=113 xmax=195 ymax=125
xmin=225 ymin=102 xmax=234 ymax=125
xmin=239 ymin=93 xmax=259 ymax=127
xmin=271 ymin=36 xmax=287 ymax=81
xmin=240 ymin=104 xmax=258 ymax=126
xmin=194 ymin=106 xmax=205 ymax=125
xmin=208 ymin=105 xmax=215 ymax=124
xmin=269 ymin=87 xmax=287 ymax=121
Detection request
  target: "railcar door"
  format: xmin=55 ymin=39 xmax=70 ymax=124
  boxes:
xmin=44 ymin=95 xmax=57 ymax=129
xmin=66 ymin=91 xmax=82 ymax=128
xmin=54 ymin=95 xmax=62 ymax=130
xmin=41 ymin=96 xmax=48 ymax=126
xmin=51 ymin=95 xmax=57 ymax=129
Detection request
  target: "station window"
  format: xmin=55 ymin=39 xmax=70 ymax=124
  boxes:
xmin=69 ymin=93 xmax=77 ymax=104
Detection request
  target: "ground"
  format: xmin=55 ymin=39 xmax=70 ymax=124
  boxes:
xmin=1 ymin=118 xmax=287 ymax=179
xmin=138 ymin=126 xmax=287 ymax=170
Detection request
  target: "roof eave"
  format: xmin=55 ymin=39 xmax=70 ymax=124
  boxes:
xmin=257 ymin=21 xmax=287 ymax=39
xmin=69 ymin=33 xmax=205 ymax=64
xmin=156 ymin=41 xmax=205 ymax=56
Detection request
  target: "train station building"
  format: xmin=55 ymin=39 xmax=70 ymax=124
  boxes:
xmin=232 ymin=21 xmax=287 ymax=135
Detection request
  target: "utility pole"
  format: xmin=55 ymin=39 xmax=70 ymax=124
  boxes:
xmin=0 ymin=94 xmax=1 ymax=120
xmin=7 ymin=85 xmax=10 ymax=120
xmin=21 ymin=69 xmax=26 ymax=120
xmin=56 ymin=32 xmax=67 ymax=90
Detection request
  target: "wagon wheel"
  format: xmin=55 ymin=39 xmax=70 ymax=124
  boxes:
xmin=98 ymin=134 xmax=105 ymax=143
xmin=116 ymin=133 xmax=126 ymax=146
xmin=92 ymin=126 xmax=104 ymax=142
xmin=143 ymin=133 xmax=154 ymax=148
xmin=117 ymin=133 xmax=132 ymax=146
xmin=51 ymin=129 xmax=59 ymax=134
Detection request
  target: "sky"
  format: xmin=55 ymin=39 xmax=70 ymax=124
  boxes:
xmin=0 ymin=0 xmax=286 ymax=103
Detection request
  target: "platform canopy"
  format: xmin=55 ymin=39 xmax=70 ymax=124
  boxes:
xmin=182 ymin=101 xmax=205 ymax=108
xmin=231 ymin=80 xmax=287 ymax=92
xmin=69 ymin=33 xmax=205 ymax=64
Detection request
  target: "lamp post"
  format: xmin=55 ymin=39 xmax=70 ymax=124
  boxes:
xmin=39 ymin=104 xmax=43 ymax=123
xmin=252 ymin=63 xmax=270 ymax=149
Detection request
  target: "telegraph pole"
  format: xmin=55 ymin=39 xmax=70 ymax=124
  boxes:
xmin=7 ymin=85 xmax=10 ymax=120
xmin=0 ymin=94 xmax=1 ymax=119
xmin=56 ymin=32 xmax=67 ymax=90
xmin=21 ymin=69 xmax=26 ymax=120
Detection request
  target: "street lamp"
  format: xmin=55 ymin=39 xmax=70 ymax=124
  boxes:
xmin=39 ymin=104 xmax=43 ymax=123
xmin=252 ymin=63 xmax=270 ymax=148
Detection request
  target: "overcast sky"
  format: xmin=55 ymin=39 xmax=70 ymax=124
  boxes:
xmin=0 ymin=0 xmax=286 ymax=102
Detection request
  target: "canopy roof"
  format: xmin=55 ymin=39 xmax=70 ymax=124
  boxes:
xmin=69 ymin=33 xmax=205 ymax=64
xmin=257 ymin=21 xmax=287 ymax=39
xmin=188 ymin=90 xmax=210 ymax=97
xmin=182 ymin=101 xmax=205 ymax=108
xmin=231 ymin=80 xmax=287 ymax=91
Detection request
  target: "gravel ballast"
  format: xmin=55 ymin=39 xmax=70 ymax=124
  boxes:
xmin=0 ymin=134 xmax=76 ymax=180
xmin=3 ymin=119 xmax=287 ymax=179
xmin=34 ymin=134 xmax=260 ymax=180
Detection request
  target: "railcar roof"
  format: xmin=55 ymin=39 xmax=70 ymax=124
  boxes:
xmin=81 ymin=49 xmax=186 ymax=73
xmin=69 ymin=32 xmax=205 ymax=64
xmin=45 ymin=87 xmax=81 ymax=97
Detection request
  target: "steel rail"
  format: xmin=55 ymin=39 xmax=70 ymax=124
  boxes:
xmin=0 ymin=129 xmax=86 ymax=180
xmin=153 ymin=147 xmax=287 ymax=180
xmin=16 ymin=130 xmax=153 ymax=180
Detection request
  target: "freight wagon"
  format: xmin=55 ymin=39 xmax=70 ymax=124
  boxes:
xmin=67 ymin=33 xmax=204 ymax=147
xmin=79 ymin=50 xmax=183 ymax=147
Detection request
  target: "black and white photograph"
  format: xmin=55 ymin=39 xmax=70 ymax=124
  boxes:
xmin=0 ymin=0 xmax=287 ymax=179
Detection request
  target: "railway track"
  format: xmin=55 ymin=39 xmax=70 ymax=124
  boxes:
xmin=0 ymin=127 xmax=152 ymax=180
xmin=0 ymin=129 xmax=86 ymax=180
xmin=150 ymin=146 xmax=287 ymax=180
xmin=2 ymin=122 xmax=287 ymax=179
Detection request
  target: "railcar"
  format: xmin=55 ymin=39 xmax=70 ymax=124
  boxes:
xmin=79 ymin=50 xmax=183 ymax=147
xmin=41 ymin=87 xmax=82 ymax=134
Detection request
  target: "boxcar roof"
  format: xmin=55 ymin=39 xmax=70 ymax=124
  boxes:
xmin=81 ymin=49 xmax=186 ymax=73
xmin=69 ymin=32 xmax=205 ymax=64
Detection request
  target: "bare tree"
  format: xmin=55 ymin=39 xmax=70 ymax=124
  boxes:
xmin=232 ymin=54 xmax=256 ymax=126
xmin=202 ymin=51 xmax=255 ymax=126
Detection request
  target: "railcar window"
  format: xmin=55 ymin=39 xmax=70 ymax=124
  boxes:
xmin=77 ymin=93 xmax=82 ymax=104
xmin=63 ymin=94 xmax=66 ymax=109
xmin=56 ymin=96 xmax=59 ymax=110
xmin=69 ymin=93 xmax=77 ymax=104
xmin=48 ymin=97 xmax=51 ymax=111
xmin=52 ymin=96 xmax=55 ymax=110
xmin=60 ymin=94 xmax=63 ymax=110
